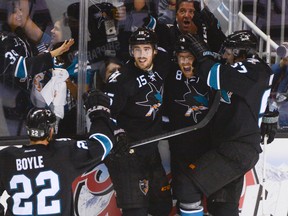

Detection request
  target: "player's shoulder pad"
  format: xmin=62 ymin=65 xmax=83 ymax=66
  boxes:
xmin=0 ymin=146 xmax=20 ymax=154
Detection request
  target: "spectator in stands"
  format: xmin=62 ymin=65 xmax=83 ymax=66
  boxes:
xmin=95 ymin=57 xmax=124 ymax=91
xmin=270 ymin=56 xmax=288 ymax=128
xmin=47 ymin=3 xmax=95 ymax=137
xmin=158 ymin=0 xmax=176 ymax=25
xmin=0 ymin=0 xmax=53 ymax=49
xmin=0 ymin=0 xmax=73 ymax=135
xmin=112 ymin=0 xmax=171 ymax=61
xmin=168 ymin=0 xmax=226 ymax=57
xmin=30 ymin=18 xmax=71 ymax=108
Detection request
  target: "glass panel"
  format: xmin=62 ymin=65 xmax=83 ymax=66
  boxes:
xmin=0 ymin=0 xmax=82 ymax=140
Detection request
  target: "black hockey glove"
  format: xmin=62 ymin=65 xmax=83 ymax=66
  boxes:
xmin=260 ymin=110 xmax=279 ymax=144
xmin=200 ymin=7 xmax=220 ymax=30
xmin=109 ymin=128 xmax=130 ymax=159
xmin=185 ymin=33 xmax=214 ymax=63
xmin=83 ymin=89 xmax=111 ymax=122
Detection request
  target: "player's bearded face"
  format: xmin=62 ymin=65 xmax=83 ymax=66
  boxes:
xmin=222 ymin=48 xmax=235 ymax=65
xmin=177 ymin=51 xmax=195 ymax=78
xmin=132 ymin=44 xmax=156 ymax=71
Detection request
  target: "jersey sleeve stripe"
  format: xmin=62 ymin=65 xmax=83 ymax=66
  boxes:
xmin=207 ymin=63 xmax=221 ymax=90
xmin=89 ymin=133 xmax=113 ymax=160
xmin=14 ymin=57 xmax=27 ymax=78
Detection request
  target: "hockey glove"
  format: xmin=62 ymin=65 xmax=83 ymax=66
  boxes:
xmin=185 ymin=33 xmax=214 ymax=63
xmin=83 ymin=89 xmax=111 ymax=122
xmin=200 ymin=7 xmax=221 ymax=30
xmin=109 ymin=128 xmax=130 ymax=159
xmin=260 ymin=110 xmax=279 ymax=144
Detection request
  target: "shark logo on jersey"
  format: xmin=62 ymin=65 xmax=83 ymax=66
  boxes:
xmin=220 ymin=90 xmax=233 ymax=104
xmin=175 ymin=82 xmax=208 ymax=123
xmin=148 ymin=70 xmax=163 ymax=82
xmin=1 ymin=34 xmax=7 ymax=41
xmin=136 ymin=83 xmax=162 ymax=119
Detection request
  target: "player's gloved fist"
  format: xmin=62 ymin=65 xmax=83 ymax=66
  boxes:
xmin=200 ymin=7 xmax=220 ymax=30
xmin=109 ymin=129 xmax=130 ymax=159
xmin=83 ymin=89 xmax=110 ymax=122
xmin=260 ymin=110 xmax=279 ymax=144
xmin=185 ymin=33 xmax=212 ymax=62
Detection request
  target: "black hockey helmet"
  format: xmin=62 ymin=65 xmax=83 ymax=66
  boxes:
xmin=221 ymin=30 xmax=258 ymax=57
xmin=175 ymin=34 xmax=194 ymax=54
xmin=129 ymin=27 xmax=158 ymax=46
xmin=129 ymin=27 xmax=158 ymax=56
xmin=26 ymin=108 xmax=56 ymax=139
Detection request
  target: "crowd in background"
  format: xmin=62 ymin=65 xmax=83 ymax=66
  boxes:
xmin=0 ymin=0 xmax=287 ymax=137
xmin=0 ymin=0 xmax=287 ymax=216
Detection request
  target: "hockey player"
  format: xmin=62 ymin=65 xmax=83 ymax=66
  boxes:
xmin=175 ymin=30 xmax=277 ymax=216
xmin=104 ymin=27 xmax=172 ymax=216
xmin=0 ymin=89 xmax=117 ymax=215
xmin=162 ymin=34 xmax=212 ymax=215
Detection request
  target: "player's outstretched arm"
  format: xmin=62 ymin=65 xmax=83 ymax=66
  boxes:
xmin=83 ymin=89 xmax=115 ymax=161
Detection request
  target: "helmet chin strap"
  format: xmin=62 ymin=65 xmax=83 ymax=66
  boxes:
xmin=47 ymin=127 xmax=56 ymax=142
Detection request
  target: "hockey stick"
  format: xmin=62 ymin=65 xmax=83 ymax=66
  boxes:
xmin=261 ymin=135 xmax=268 ymax=216
xmin=129 ymin=91 xmax=221 ymax=148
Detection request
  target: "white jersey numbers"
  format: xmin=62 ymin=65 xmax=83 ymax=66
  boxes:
xmin=5 ymin=49 xmax=19 ymax=65
xmin=137 ymin=75 xmax=148 ymax=88
xmin=77 ymin=140 xmax=89 ymax=150
xmin=176 ymin=70 xmax=183 ymax=80
xmin=231 ymin=62 xmax=248 ymax=73
xmin=10 ymin=171 xmax=61 ymax=215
